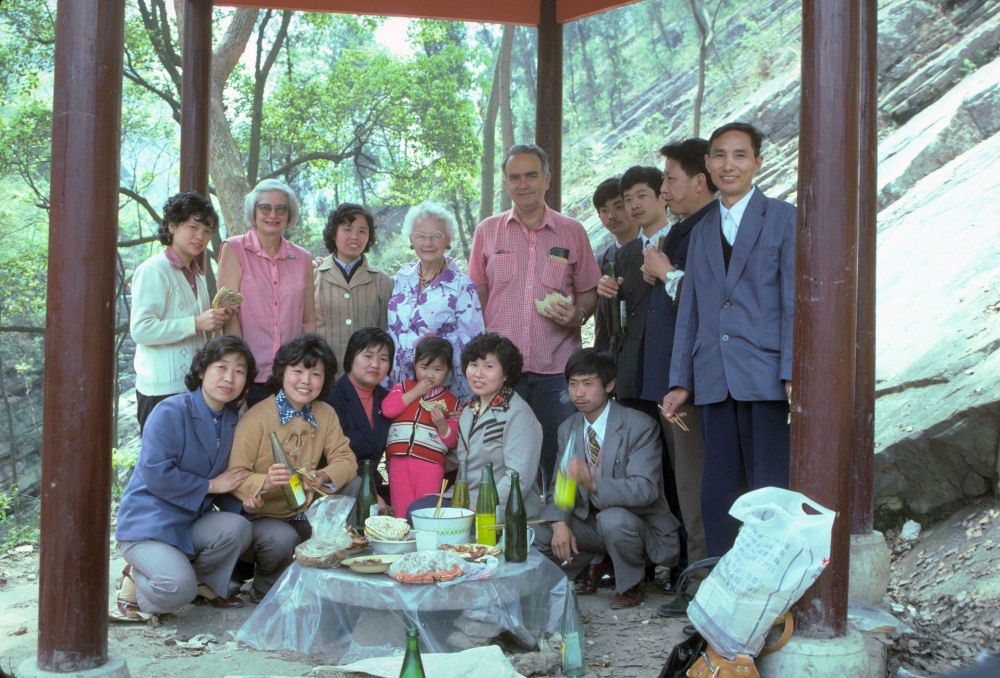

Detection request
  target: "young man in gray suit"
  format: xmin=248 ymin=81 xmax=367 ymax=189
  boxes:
xmin=535 ymin=349 xmax=680 ymax=609
xmin=661 ymin=122 xmax=796 ymax=558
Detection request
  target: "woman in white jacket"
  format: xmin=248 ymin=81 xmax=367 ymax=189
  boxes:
xmin=130 ymin=192 xmax=233 ymax=431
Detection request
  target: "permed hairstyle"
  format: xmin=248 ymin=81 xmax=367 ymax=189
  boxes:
xmin=184 ymin=334 xmax=257 ymax=401
xmin=158 ymin=191 xmax=218 ymax=246
xmin=266 ymin=333 xmax=337 ymax=399
xmin=460 ymin=332 xmax=524 ymax=389
xmin=660 ymin=138 xmax=718 ymax=193
xmin=323 ymin=202 xmax=375 ymax=256
xmin=564 ymin=348 xmax=617 ymax=387
xmin=501 ymin=143 xmax=549 ymax=176
xmin=592 ymin=177 xmax=622 ymax=211
xmin=414 ymin=336 xmax=454 ymax=374
xmin=401 ymin=202 xmax=458 ymax=242
xmin=243 ymin=178 xmax=300 ymax=231
xmin=342 ymin=327 xmax=395 ymax=376
xmin=707 ymin=122 xmax=765 ymax=158
xmin=620 ymin=165 xmax=664 ymax=196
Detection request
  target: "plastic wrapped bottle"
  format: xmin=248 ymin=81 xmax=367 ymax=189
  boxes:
xmin=561 ymin=589 xmax=586 ymax=676
xmin=269 ymin=432 xmax=305 ymax=511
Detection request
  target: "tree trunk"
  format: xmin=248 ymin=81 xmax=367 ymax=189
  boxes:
xmin=0 ymin=353 xmax=18 ymax=494
xmin=498 ymin=25 xmax=514 ymax=212
xmin=479 ymin=43 xmax=502 ymax=222
xmin=209 ymin=9 xmax=258 ymax=236
xmin=246 ymin=11 xmax=292 ymax=187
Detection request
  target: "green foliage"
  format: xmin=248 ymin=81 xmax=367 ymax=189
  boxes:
xmin=111 ymin=447 xmax=139 ymax=500
xmin=0 ymin=485 xmax=38 ymax=551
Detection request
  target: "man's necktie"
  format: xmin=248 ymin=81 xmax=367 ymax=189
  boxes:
xmin=587 ymin=425 xmax=600 ymax=465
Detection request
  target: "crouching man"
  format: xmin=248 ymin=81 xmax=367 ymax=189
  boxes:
xmin=535 ymin=349 xmax=680 ymax=608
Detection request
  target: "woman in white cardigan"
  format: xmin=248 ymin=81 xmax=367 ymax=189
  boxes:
xmin=130 ymin=192 xmax=233 ymax=431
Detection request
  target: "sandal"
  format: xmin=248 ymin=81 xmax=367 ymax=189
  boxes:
xmin=110 ymin=564 xmax=144 ymax=623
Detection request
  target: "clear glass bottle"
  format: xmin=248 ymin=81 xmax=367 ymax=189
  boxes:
xmin=452 ymin=459 xmax=470 ymax=510
xmin=475 ymin=462 xmax=498 ymax=546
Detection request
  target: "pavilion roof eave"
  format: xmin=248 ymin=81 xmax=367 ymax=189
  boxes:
xmin=218 ymin=0 xmax=643 ymax=25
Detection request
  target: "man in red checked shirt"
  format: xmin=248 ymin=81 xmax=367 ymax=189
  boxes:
xmin=468 ymin=144 xmax=602 ymax=497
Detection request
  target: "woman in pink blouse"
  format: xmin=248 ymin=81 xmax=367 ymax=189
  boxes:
xmin=218 ymin=179 xmax=316 ymax=407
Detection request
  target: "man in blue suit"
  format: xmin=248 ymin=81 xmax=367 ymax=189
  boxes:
xmin=662 ymin=122 xmax=795 ymax=557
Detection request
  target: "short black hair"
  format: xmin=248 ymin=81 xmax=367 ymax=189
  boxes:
xmin=620 ymin=166 xmax=663 ymax=196
xmin=266 ymin=333 xmax=337 ymax=399
xmin=184 ymin=335 xmax=257 ymax=401
xmin=323 ymin=203 xmax=375 ymax=257
xmin=708 ymin=122 xmax=765 ymax=158
xmin=564 ymin=348 xmax=616 ymax=387
xmin=158 ymin=192 xmax=218 ymax=246
xmin=501 ymin=143 xmax=549 ymax=175
xmin=342 ymin=327 xmax=395 ymax=376
xmin=414 ymin=336 xmax=453 ymax=374
xmin=592 ymin=177 xmax=622 ymax=211
xmin=460 ymin=333 xmax=523 ymax=389
xmin=660 ymin=138 xmax=718 ymax=193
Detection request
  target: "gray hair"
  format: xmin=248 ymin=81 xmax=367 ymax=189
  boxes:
xmin=243 ymin=178 xmax=300 ymax=231
xmin=501 ymin=143 xmax=549 ymax=176
xmin=401 ymin=201 xmax=458 ymax=242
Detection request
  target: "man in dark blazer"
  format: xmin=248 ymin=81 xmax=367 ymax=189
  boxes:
xmin=662 ymin=122 xmax=796 ymax=558
xmin=597 ymin=166 xmax=670 ymax=418
xmin=639 ymin=138 xmax=718 ymax=589
xmin=535 ymin=349 xmax=681 ymax=609
xmin=592 ymin=177 xmax=637 ymax=355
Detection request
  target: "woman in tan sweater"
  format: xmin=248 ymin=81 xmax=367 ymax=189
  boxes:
xmin=228 ymin=334 xmax=359 ymax=601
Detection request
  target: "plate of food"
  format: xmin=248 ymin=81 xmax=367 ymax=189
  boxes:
xmin=342 ymin=553 xmax=402 ymax=574
xmin=365 ymin=516 xmax=417 ymax=554
xmin=439 ymin=543 xmax=501 ymax=561
xmin=387 ymin=550 xmax=468 ymax=584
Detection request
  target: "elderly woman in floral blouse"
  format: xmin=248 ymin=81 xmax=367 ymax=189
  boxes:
xmin=386 ymin=202 xmax=484 ymax=402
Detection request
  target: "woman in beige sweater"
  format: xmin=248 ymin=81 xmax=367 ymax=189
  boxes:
xmin=228 ymin=334 xmax=358 ymax=601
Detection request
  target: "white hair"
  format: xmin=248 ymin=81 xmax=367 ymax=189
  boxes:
xmin=243 ymin=178 xmax=300 ymax=231
xmin=401 ymin=201 xmax=457 ymax=242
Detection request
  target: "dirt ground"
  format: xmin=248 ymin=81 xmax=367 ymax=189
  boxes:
xmin=1 ymin=497 xmax=998 ymax=678
xmin=0 ymin=545 xmax=689 ymax=678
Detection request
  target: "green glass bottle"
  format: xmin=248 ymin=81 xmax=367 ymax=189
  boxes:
xmin=269 ymin=432 xmax=306 ymax=511
xmin=356 ymin=459 xmax=377 ymax=532
xmin=452 ymin=459 xmax=470 ymax=510
xmin=608 ymin=260 xmax=622 ymax=336
xmin=504 ymin=471 xmax=528 ymax=562
xmin=398 ymin=627 xmax=425 ymax=678
xmin=611 ymin=260 xmax=627 ymax=335
xmin=475 ymin=463 xmax=499 ymax=546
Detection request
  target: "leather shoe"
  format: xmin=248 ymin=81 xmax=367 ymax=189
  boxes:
xmin=662 ymin=568 xmax=681 ymax=595
xmin=574 ymin=560 xmax=614 ymax=596
xmin=196 ymin=592 xmax=245 ymax=608
xmin=610 ymin=580 xmax=646 ymax=609
xmin=656 ymin=596 xmax=689 ymax=618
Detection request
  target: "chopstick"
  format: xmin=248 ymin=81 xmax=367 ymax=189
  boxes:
xmin=657 ymin=404 xmax=690 ymax=432
xmin=481 ymin=520 xmax=545 ymax=530
xmin=433 ymin=479 xmax=449 ymax=518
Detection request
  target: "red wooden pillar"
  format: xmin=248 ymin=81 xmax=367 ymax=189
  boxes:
xmin=180 ymin=0 xmax=213 ymax=197
xmin=38 ymin=0 xmax=124 ymax=670
xmin=851 ymin=0 xmax=878 ymax=536
xmin=790 ymin=1 xmax=861 ymax=636
xmin=536 ymin=0 xmax=562 ymax=211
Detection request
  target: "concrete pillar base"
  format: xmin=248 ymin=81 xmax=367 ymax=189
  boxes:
xmin=758 ymin=628 xmax=872 ymax=678
xmin=848 ymin=530 xmax=891 ymax=605
xmin=17 ymin=656 xmax=130 ymax=678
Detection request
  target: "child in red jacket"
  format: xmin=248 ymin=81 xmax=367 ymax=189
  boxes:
xmin=382 ymin=335 xmax=460 ymax=516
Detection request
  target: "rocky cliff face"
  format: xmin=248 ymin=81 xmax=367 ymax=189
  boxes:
xmin=576 ymin=0 xmax=1000 ymax=524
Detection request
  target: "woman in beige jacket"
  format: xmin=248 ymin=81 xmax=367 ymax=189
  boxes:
xmin=314 ymin=203 xmax=393 ymax=377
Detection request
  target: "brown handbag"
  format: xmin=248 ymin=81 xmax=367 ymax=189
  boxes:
xmin=686 ymin=612 xmax=794 ymax=678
